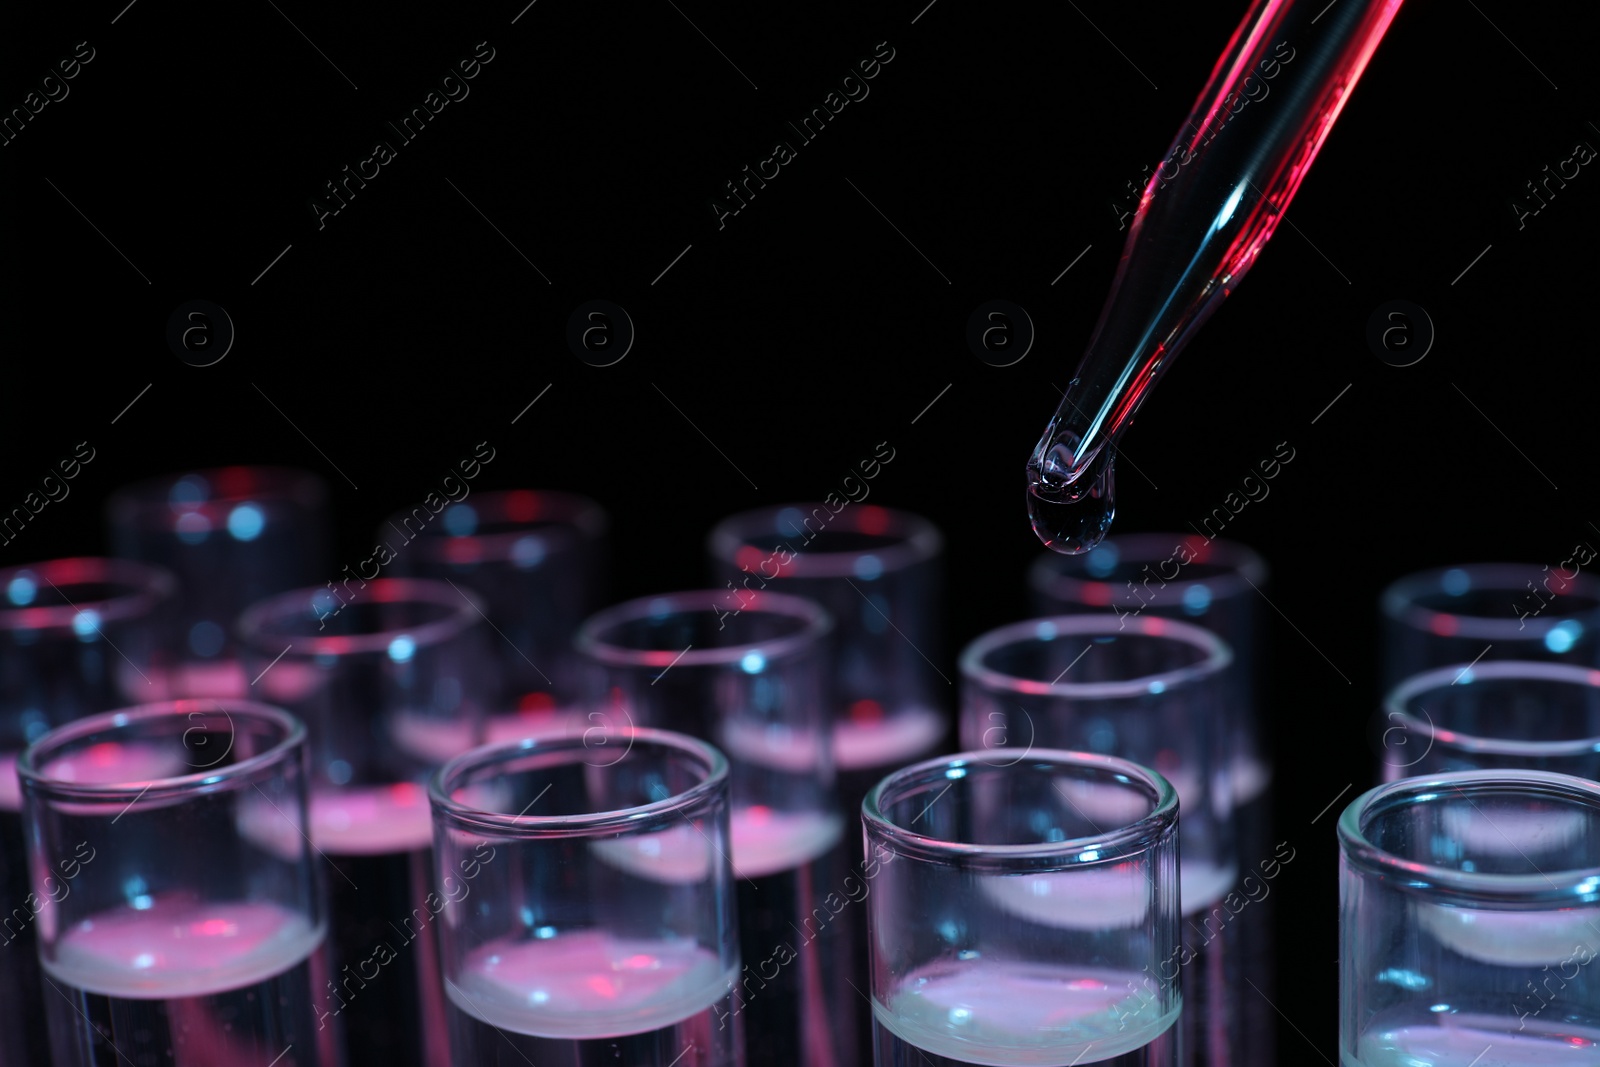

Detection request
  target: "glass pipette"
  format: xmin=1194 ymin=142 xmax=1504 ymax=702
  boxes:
xmin=1027 ymin=0 xmax=1406 ymax=552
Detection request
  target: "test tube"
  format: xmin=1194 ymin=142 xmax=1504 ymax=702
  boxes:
xmin=387 ymin=489 xmax=608 ymax=743
xmin=237 ymin=578 xmax=494 ymax=1067
xmin=1380 ymin=563 xmax=1600 ymax=688
xmin=108 ymin=466 xmax=330 ymax=699
xmin=0 ymin=556 xmax=175 ymax=1067
xmin=18 ymin=700 xmax=340 ymax=1067
xmin=1379 ymin=660 xmax=1600 ymax=781
xmin=575 ymin=590 xmax=854 ymax=1066
xmin=863 ymin=749 xmax=1182 ymax=1065
xmin=1028 ymin=534 xmax=1269 ymax=813
xmin=1028 ymin=533 xmax=1275 ymax=1063
xmin=960 ymin=615 xmax=1236 ymax=1065
xmin=1339 ymin=770 xmax=1600 ymax=1061
xmin=429 ymin=730 xmax=741 ymax=1066
xmin=707 ymin=504 xmax=945 ymax=793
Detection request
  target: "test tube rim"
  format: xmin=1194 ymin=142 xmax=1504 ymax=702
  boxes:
xmin=861 ymin=747 xmax=1179 ymax=868
xmin=107 ymin=465 xmax=327 ymax=527
xmin=575 ymin=587 xmax=833 ymax=670
xmin=1027 ymin=532 xmax=1268 ymax=609
xmin=960 ymin=613 xmax=1233 ymax=701
xmin=1338 ymin=769 xmax=1600 ymax=904
xmin=389 ymin=488 xmax=609 ymax=563
xmin=429 ymin=727 xmax=729 ymax=838
xmin=1385 ymin=659 xmax=1600 ymax=759
xmin=1381 ymin=562 xmax=1600 ymax=641
xmin=236 ymin=576 xmax=486 ymax=658
xmin=0 ymin=556 xmax=176 ymax=632
xmin=707 ymin=503 xmax=943 ymax=580
xmin=18 ymin=698 xmax=305 ymax=804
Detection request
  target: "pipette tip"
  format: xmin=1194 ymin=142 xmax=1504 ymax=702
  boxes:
xmin=1026 ymin=442 xmax=1116 ymax=555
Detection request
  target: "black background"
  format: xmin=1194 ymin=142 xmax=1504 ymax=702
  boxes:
xmin=4 ymin=0 xmax=1597 ymax=1056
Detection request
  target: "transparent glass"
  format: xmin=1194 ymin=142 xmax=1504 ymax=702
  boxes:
xmin=708 ymin=504 xmax=946 ymax=1065
xmin=1339 ymin=771 xmax=1600 ymax=1064
xmin=707 ymin=504 xmax=945 ymax=777
xmin=864 ymin=749 xmax=1181 ymax=1065
xmin=1026 ymin=0 xmax=1406 ymax=551
xmin=1030 ymin=534 xmax=1274 ymax=1066
xmin=0 ymin=557 xmax=178 ymax=805
xmin=1380 ymin=563 xmax=1600 ymax=688
xmin=389 ymin=489 xmax=608 ymax=744
xmin=108 ymin=466 xmax=330 ymax=699
xmin=237 ymin=577 xmax=494 ymax=1067
xmin=1380 ymin=661 xmax=1600 ymax=781
xmin=1028 ymin=534 xmax=1269 ymax=810
xmin=576 ymin=590 xmax=854 ymax=1066
xmin=429 ymin=730 xmax=741 ymax=1065
xmin=961 ymin=615 xmax=1236 ymax=1065
xmin=0 ymin=557 xmax=177 ymax=1066
xmin=18 ymin=700 xmax=340 ymax=1067
xmin=961 ymin=616 xmax=1234 ymax=914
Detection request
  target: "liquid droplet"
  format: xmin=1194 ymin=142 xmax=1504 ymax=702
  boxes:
xmin=1027 ymin=447 xmax=1116 ymax=555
